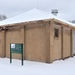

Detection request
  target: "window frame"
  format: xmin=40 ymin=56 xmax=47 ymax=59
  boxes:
xmin=54 ymin=28 xmax=59 ymax=38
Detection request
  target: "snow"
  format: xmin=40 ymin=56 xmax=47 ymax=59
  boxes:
xmin=0 ymin=57 xmax=75 ymax=75
xmin=0 ymin=8 xmax=75 ymax=27
xmin=0 ymin=8 xmax=53 ymax=26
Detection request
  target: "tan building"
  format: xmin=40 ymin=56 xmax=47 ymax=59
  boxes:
xmin=0 ymin=9 xmax=75 ymax=63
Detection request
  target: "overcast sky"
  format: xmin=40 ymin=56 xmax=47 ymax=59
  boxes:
xmin=0 ymin=0 xmax=75 ymax=20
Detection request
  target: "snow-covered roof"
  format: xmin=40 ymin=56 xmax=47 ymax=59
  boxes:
xmin=0 ymin=8 xmax=75 ymax=27
xmin=0 ymin=8 xmax=53 ymax=26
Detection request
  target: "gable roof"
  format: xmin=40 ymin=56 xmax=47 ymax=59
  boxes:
xmin=0 ymin=8 xmax=75 ymax=27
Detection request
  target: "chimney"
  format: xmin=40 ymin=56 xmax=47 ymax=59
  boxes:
xmin=51 ymin=9 xmax=58 ymax=16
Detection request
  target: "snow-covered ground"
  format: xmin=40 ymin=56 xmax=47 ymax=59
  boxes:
xmin=0 ymin=57 xmax=75 ymax=75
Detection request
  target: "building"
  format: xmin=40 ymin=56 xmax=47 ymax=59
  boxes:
xmin=0 ymin=8 xmax=75 ymax=63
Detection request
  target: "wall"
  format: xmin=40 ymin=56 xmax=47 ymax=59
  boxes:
xmin=6 ymin=27 xmax=24 ymax=59
xmin=50 ymin=24 xmax=62 ymax=62
xmin=63 ymin=27 xmax=71 ymax=58
xmin=72 ymin=30 xmax=75 ymax=55
xmin=0 ymin=31 xmax=3 ymax=57
xmin=25 ymin=25 xmax=47 ymax=62
xmin=4 ymin=22 xmax=48 ymax=62
xmin=0 ymin=20 xmax=73 ymax=63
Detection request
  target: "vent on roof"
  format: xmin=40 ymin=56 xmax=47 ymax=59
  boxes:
xmin=69 ymin=20 xmax=75 ymax=24
xmin=51 ymin=9 xmax=58 ymax=16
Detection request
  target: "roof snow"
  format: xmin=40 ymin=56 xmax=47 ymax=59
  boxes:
xmin=0 ymin=8 xmax=75 ymax=27
xmin=0 ymin=8 xmax=53 ymax=25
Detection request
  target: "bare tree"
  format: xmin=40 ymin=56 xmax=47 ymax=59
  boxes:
xmin=0 ymin=15 xmax=7 ymax=21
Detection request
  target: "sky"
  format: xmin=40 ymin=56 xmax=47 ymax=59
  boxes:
xmin=0 ymin=0 xmax=75 ymax=20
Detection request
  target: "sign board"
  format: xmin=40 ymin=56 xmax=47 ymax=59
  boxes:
xmin=10 ymin=44 xmax=22 ymax=53
xmin=10 ymin=43 xmax=23 ymax=66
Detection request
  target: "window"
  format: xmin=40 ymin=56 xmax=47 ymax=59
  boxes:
xmin=54 ymin=28 xmax=59 ymax=38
